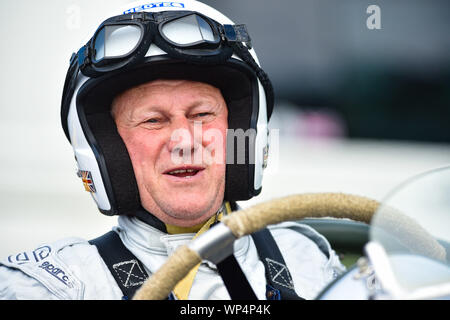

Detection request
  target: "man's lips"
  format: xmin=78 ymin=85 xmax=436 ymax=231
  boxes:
xmin=163 ymin=166 xmax=205 ymax=178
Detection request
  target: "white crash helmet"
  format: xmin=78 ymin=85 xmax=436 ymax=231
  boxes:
xmin=61 ymin=0 xmax=274 ymax=216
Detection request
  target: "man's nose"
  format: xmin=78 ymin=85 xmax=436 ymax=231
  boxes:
xmin=167 ymin=117 xmax=202 ymax=159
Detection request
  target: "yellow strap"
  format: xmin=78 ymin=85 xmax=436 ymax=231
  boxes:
xmin=165 ymin=220 xmax=206 ymax=235
xmin=171 ymin=203 xmax=231 ymax=300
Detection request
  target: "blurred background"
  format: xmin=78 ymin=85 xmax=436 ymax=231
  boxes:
xmin=0 ymin=0 xmax=449 ymax=258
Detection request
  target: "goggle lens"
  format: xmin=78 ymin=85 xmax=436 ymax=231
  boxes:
xmin=94 ymin=25 xmax=142 ymax=62
xmin=160 ymin=14 xmax=219 ymax=46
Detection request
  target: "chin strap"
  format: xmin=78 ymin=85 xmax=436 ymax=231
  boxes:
xmin=164 ymin=203 xmax=227 ymax=235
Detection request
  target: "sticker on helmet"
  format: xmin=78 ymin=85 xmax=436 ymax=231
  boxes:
xmin=123 ymin=2 xmax=185 ymax=14
xmin=77 ymin=170 xmax=96 ymax=193
xmin=263 ymin=144 xmax=269 ymax=169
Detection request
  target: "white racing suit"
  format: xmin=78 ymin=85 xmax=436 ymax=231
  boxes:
xmin=0 ymin=216 xmax=345 ymax=300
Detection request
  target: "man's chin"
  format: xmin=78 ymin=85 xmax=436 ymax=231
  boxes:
xmin=152 ymin=198 xmax=219 ymax=226
xmin=167 ymin=203 xmax=213 ymax=220
xmin=141 ymin=182 xmax=226 ymax=227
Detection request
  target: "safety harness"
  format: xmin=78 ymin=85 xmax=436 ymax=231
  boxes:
xmin=90 ymin=227 xmax=304 ymax=300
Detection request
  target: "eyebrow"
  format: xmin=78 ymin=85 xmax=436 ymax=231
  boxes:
xmin=189 ymin=99 xmax=221 ymax=110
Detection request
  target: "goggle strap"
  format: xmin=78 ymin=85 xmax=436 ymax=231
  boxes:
xmin=61 ymin=54 xmax=81 ymax=141
xmin=232 ymin=42 xmax=274 ymax=116
xmin=69 ymin=52 xmax=77 ymax=66
xmin=77 ymin=44 xmax=96 ymax=76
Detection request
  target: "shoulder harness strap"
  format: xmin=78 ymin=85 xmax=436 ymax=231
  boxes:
xmin=89 ymin=231 xmax=149 ymax=300
xmin=251 ymin=228 xmax=305 ymax=300
xmin=90 ymin=229 xmax=304 ymax=300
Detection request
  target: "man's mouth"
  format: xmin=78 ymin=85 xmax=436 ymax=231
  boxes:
xmin=163 ymin=167 xmax=204 ymax=178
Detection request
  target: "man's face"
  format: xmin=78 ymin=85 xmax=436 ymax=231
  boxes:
xmin=112 ymin=80 xmax=228 ymax=227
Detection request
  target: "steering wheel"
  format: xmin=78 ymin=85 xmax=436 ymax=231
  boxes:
xmin=132 ymin=192 xmax=446 ymax=300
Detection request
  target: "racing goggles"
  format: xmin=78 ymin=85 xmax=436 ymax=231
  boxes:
xmin=76 ymin=10 xmax=253 ymax=77
xmin=62 ymin=10 xmax=274 ymax=140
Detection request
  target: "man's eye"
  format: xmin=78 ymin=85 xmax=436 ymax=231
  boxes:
xmin=141 ymin=117 xmax=164 ymax=129
xmin=194 ymin=112 xmax=211 ymax=118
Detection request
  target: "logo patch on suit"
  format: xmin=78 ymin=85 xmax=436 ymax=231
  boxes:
xmin=8 ymin=246 xmax=51 ymax=265
xmin=39 ymin=261 xmax=74 ymax=288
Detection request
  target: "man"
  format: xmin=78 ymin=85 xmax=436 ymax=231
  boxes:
xmin=112 ymin=79 xmax=229 ymax=229
xmin=0 ymin=0 xmax=344 ymax=300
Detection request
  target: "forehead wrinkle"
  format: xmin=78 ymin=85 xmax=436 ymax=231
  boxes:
xmin=175 ymin=85 xmax=227 ymax=112
xmin=112 ymin=84 xmax=162 ymax=122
